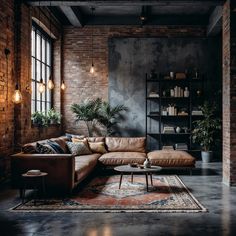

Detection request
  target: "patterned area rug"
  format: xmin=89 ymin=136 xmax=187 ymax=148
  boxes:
xmin=11 ymin=175 xmax=207 ymax=213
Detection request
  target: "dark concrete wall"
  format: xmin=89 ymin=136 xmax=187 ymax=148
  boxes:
xmin=108 ymin=37 xmax=221 ymax=137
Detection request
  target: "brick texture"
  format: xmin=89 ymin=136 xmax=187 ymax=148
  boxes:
xmin=222 ymin=0 xmax=236 ymax=186
xmin=0 ymin=1 xmax=63 ymax=178
xmin=63 ymin=26 xmax=206 ymax=135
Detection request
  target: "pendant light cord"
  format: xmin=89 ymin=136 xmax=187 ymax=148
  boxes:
xmin=91 ymin=7 xmax=94 ymax=66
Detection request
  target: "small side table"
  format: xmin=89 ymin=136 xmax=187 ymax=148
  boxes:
xmin=21 ymin=172 xmax=48 ymax=205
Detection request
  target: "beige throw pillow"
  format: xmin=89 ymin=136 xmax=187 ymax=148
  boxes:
xmin=88 ymin=142 xmax=107 ymax=154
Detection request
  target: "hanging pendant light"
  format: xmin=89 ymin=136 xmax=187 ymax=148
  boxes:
xmin=90 ymin=7 xmax=95 ymax=74
xmin=47 ymin=1 xmax=54 ymax=90
xmin=48 ymin=75 xmax=54 ymax=89
xmin=61 ymin=80 xmax=66 ymax=90
xmin=38 ymin=78 xmax=46 ymax=93
xmin=12 ymin=84 xmax=22 ymax=104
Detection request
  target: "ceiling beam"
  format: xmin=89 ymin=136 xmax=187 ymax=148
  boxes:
xmin=59 ymin=6 xmax=82 ymax=27
xmin=26 ymin=0 xmax=224 ymax=7
xmin=85 ymin=15 xmax=208 ymax=26
xmin=207 ymin=6 xmax=222 ymax=36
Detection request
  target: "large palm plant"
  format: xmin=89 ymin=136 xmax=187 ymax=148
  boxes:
xmin=71 ymin=98 xmax=102 ymax=136
xmin=98 ymin=101 xmax=127 ymax=136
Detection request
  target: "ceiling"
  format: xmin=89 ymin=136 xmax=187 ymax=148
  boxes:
xmin=25 ymin=0 xmax=225 ymax=35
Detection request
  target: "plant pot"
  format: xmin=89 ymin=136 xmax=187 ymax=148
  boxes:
xmin=201 ymin=151 xmax=213 ymax=163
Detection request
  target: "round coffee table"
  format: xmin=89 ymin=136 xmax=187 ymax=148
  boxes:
xmin=114 ymin=165 xmax=162 ymax=192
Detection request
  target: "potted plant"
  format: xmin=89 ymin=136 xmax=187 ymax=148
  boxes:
xmin=32 ymin=111 xmax=48 ymax=127
xmin=71 ymin=98 xmax=102 ymax=136
xmin=192 ymin=102 xmax=221 ymax=163
xmin=97 ymin=101 xmax=127 ymax=136
xmin=47 ymin=108 xmax=62 ymax=124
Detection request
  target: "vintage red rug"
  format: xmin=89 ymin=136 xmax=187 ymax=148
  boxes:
xmin=12 ymin=175 xmax=207 ymax=213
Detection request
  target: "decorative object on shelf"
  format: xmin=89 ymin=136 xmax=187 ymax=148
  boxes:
xmin=163 ymin=126 xmax=175 ymax=134
xmin=149 ymin=69 xmax=158 ymax=80
xmin=175 ymin=72 xmax=186 ymax=80
xmin=193 ymin=69 xmax=199 ymax=79
xmin=175 ymin=126 xmax=181 ymax=133
xmin=167 ymin=104 xmax=177 ymax=116
xmin=182 ymin=127 xmax=189 ymax=133
xmin=192 ymin=110 xmax=203 ymax=116
xmin=192 ymin=102 xmax=221 ymax=163
xmin=148 ymin=91 xmax=159 ymax=98
xmin=196 ymin=90 xmax=201 ymax=97
xmin=174 ymin=86 xmax=184 ymax=97
xmin=184 ymin=87 xmax=189 ymax=97
xmin=47 ymin=108 xmax=61 ymax=124
xmin=143 ymin=157 xmax=151 ymax=168
xmin=170 ymin=89 xmax=175 ymax=97
xmin=174 ymin=143 xmax=188 ymax=150
xmin=170 ymin=72 xmax=174 ymax=79
xmin=90 ymin=7 xmax=95 ymax=74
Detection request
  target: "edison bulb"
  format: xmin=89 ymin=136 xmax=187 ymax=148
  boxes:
xmin=48 ymin=78 xmax=54 ymax=89
xmin=38 ymin=81 xmax=45 ymax=93
xmin=12 ymin=88 xmax=22 ymax=104
xmin=61 ymin=81 xmax=66 ymax=90
xmin=90 ymin=64 xmax=94 ymax=74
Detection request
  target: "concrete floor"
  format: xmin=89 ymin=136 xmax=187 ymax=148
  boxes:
xmin=0 ymin=161 xmax=236 ymax=236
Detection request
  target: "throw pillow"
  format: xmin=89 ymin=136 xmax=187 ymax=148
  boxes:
xmin=66 ymin=141 xmax=92 ymax=156
xmin=66 ymin=133 xmax=85 ymax=141
xmin=47 ymin=140 xmax=65 ymax=154
xmin=36 ymin=143 xmax=57 ymax=154
xmin=88 ymin=142 xmax=107 ymax=154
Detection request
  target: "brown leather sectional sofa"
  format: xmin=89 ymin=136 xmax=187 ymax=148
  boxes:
xmin=11 ymin=136 xmax=195 ymax=192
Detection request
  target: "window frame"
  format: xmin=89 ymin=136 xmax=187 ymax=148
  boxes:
xmin=31 ymin=21 xmax=53 ymax=114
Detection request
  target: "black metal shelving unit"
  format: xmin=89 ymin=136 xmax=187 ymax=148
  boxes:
xmin=145 ymin=73 xmax=204 ymax=151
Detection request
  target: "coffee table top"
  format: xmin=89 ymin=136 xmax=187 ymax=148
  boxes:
xmin=114 ymin=165 xmax=162 ymax=173
xmin=22 ymin=172 xmax=48 ymax=178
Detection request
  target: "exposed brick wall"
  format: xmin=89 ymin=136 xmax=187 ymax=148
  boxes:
xmin=222 ymin=0 xmax=236 ymax=186
xmin=62 ymin=26 xmax=206 ymax=135
xmin=0 ymin=1 xmax=63 ymax=179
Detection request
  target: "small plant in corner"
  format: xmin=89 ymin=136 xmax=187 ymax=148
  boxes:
xmin=192 ymin=102 xmax=221 ymax=163
xmin=47 ymin=108 xmax=62 ymax=124
xmin=31 ymin=111 xmax=49 ymax=127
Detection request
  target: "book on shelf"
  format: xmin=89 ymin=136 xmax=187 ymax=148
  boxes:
xmin=192 ymin=110 xmax=203 ymax=116
xmin=163 ymin=126 xmax=175 ymax=134
xmin=148 ymin=92 xmax=159 ymax=98
xmin=162 ymin=145 xmax=174 ymax=150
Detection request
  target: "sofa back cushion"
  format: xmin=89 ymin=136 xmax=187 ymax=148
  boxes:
xmin=105 ymin=137 xmax=146 ymax=153
xmin=22 ymin=136 xmax=69 ymax=154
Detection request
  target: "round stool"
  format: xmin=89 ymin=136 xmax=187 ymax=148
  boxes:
xmin=21 ymin=172 xmax=48 ymax=205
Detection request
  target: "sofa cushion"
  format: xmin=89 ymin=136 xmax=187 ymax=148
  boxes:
xmin=147 ymin=150 xmax=195 ymax=167
xmin=50 ymin=136 xmax=69 ymax=153
xmin=47 ymin=140 xmax=65 ymax=154
xmin=87 ymin=137 xmax=105 ymax=143
xmin=98 ymin=152 xmax=146 ymax=166
xmin=67 ymin=141 xmax=92 ymax=156
xmin=105 ymin=137 xmax=146 ymax=153
xmin=35 ymin=143 xmax=57 ymax=154
xmin=74 ymin=154 xmax=101 ymax=182
xmin=89 ymin=142 xmax=107 ymax=154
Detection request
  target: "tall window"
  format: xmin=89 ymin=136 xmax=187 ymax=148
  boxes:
xmin=31 ymin=22 xmax=52 ymax=114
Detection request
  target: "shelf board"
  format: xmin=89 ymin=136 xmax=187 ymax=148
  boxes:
xmin=147 ymin=115 xmax=190 ymax=118
xmin=146 ymin=78 xmax=203 ymax=83
xmin=147 ymin=133 xmax=191 ymax=136
xmin=147 ymin=97 xmax=160 ymax=100
xmin=161 ymin=97 xmax=189 ymax=99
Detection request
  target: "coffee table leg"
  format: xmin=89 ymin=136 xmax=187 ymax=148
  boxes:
xmin=145 ymin=173 xmax=149 ymax=192
xmin=150 ymin=173 xmax=153 ymax=186
xmin=119 ymin=173 xmax=123 ymax=189
xmin=131 ymin=172 xmax=133 ymax=183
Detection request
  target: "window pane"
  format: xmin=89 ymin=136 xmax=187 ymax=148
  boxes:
xmin=42 ymin=38 xmax=46 ymax=63
xmin=32 ymin=81 xmax=35 ymax=100
xmin=31 ymin=23 xmax=53 ymax=114
xmin=37 ymin=101 xmax=41 ymax=112
xmin=46 ymin=41 xmax=51 ymax=65
xmin=36 ymin=60 xmax=41 ymax=81
xmin=31 ymin=30 xmax=35 ymax=57
xmin=31 ymin=58 xmax=35 ymax=79
xmin=36 ymin=34 xmax=41 ymax=60
xmin=31 ymin=100 xmax=35 ymax=114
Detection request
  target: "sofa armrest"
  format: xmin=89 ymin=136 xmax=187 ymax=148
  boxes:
xmin=11 ymin=153 xmax=75 ymax=192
